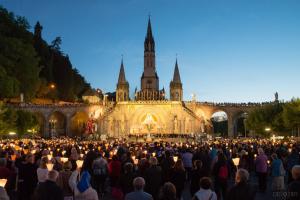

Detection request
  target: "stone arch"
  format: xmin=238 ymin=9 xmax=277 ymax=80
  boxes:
xmin=48 ymin=111 xmax=66 ymax=137
xmin=232 ymin=111 xmax=249 ymax=137
xmin=32 ymin=112 xmax=46 ymax=137
xmin=70 ymin=111 xmax=89 ymax=137
xmin=210 ymin=110 xmax=228 ymax=137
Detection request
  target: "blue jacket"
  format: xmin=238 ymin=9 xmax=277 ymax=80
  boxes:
xmin=271 ymin=158 xmax=284 ymax=177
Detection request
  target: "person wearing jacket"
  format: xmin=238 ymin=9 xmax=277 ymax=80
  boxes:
xmin=192 ymin=177 xmax=217 ymax=200
xmin=227 ymin=169 xmax=255 ymax=200
xmin=255 ymin=148 xmax=268 ymax=192
xmin=68 ymin=167 xmax=98 ymax=200
xmin=287 ymin=165 xmax=300 ymax=200
xmin=144 ymin=157 xmax=162 ymax=200
xmin=34 ymin=170 xmax=63 ymax=200
xmin=270 ymin=153 xmax=285 ymax=191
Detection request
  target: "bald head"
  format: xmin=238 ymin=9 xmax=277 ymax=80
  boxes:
xmin=292 ymin=165 xmax=300 ymax=180
xmin=133 ymin=177 xmax=145 ymax=191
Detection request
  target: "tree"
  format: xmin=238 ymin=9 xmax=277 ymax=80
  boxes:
xmin=0 ymin=6 xmax=41 ymax=100
xmin=282 ymin=99 xmax=300 ymax=136
xmin=0 ymin=102 xmax=17 ymax=135
xmin=245 ymin=102 xmax=286 ymax=136
xmin=15 ymin=110 xmax=39 ymax=136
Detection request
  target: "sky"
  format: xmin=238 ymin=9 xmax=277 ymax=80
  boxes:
xmin=1 ymin=0 xmax=300 ymax=103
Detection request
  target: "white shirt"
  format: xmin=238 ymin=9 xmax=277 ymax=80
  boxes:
xmin=37 ymin=168 xmax=49 ymax=183
xmin=194 ymin=188 xmax=217 ymax=200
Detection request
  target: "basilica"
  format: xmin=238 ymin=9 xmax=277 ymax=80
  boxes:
xmin=98 ymin=18 xmax=203 ymax=138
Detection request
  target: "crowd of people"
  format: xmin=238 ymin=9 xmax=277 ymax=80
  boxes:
xmin=0 ymin=137 xmax=299 ymax=200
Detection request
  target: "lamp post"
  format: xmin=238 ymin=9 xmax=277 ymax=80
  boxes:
xmin=49 ymin=83 xmax=56 ymax=103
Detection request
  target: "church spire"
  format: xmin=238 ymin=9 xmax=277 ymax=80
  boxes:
xmin=172 ymin=59 xmax=181 ymax=83
xmin=118 ymin=58 xmax=127 ymax=84
xmin=144 ymin=16 xmax=155 ymax=52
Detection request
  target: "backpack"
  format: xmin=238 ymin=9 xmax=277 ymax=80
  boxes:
xmin=218 ymin=165 xmax=228 ymax=179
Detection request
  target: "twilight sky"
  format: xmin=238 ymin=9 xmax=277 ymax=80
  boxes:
xmin=1 ymin=0 xmax=300 ymax=102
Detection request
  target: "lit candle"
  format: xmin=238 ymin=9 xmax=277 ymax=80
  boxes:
xmin=288 ymin=148 xmax=292 ymax=153
xmin=60 ymin=157 xmax=68 ymax=163
xmin=0 ymin=179 xmax=7 ymax=187
xmin=46 ymin=163 xmax=54 ymax=171
xmin=267 ymin=160 xmax=270 ymax=165
xmin=11 ymin=154 xmax=16 ymax=161
xmin=254 ymin=154 xmax=257 ymax=158
xmin=133 ymin=159 xmax=139 ymax=165
xmin=173 ymin=156 xmax=178 ymax=163
xmin=132 ymin=156 xmax=136 ymax=160
xmin=152 ymin=152 xmax=156 ymax=157
xmin=232 ymin=157 xmax=240 ymax=167
xmin=76 ymin=160 xmax=84 ymax=168
xmin=47 ymin=154 xmax=52 ymax=161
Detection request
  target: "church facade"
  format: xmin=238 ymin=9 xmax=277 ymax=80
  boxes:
xmin=99 ymin=19 xmax=203 ymax=138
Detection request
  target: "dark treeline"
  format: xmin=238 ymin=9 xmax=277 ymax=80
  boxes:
xmin=0 ymin=6 xmax=91 ymax=102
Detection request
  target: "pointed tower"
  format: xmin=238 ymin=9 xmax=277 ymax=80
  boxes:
xmin=170 ymin=59 xmax=183 ymax=101
xmin=116 ymin=59 xmax=129 ymax=102
xmin=34 ymin=21 xmax=43 ymax=39
xmin=141 ymin=17 xmax=159 ymax=92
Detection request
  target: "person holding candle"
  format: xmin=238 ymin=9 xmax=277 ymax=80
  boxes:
xmin=120 ymin=162 xmax=136 ymax=196
xmin=68 ymin=161 xmax=98 ymax=200
xmin=144 ymin=157 xmax=162 ymax=200
xmin=226 ymin=169 xmax=255 ymax=200
xmin=37 ymin=156 xmax=49 ymax=183
xmin=190 ymin=160 xmax=206 ymax=196
xmin=92 ymin=153 xmax=108 ymax=196
xmin=270 ymin=153 xmax=285 ymax=191
xmin=56 ymin=161 xmax=73 ymax=199
xmin=170 ymin=159 xmax=185 ymax=199
xmin=255 ymin=148 xmax=268 ymax=193
xmin=17 ymin=154 xmax=38 ymax=200
xmin=0 ymin=179 xmax=9 ymax=200
xmin=213 ymin=152 xmax=229 ymax=200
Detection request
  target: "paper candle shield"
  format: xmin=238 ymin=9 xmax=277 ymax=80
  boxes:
xmin=76 ymin=160 xmax=84 ymax=168
xmin=0 ymin=179 xmax=7 ymax=187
